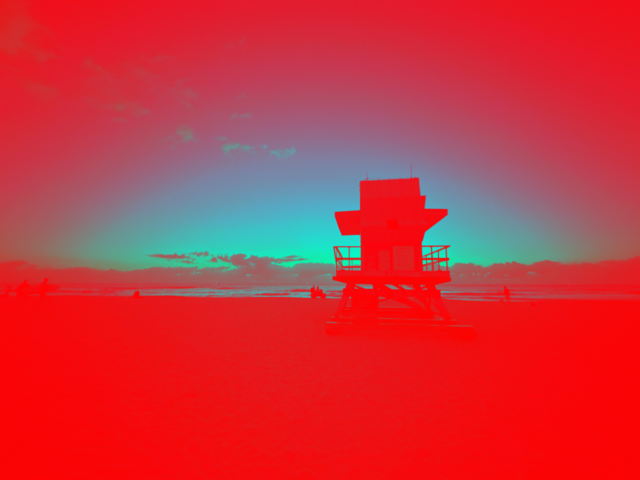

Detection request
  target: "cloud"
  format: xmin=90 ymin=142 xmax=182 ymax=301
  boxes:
xmin=215 ymin=137 xmax=296 ymax=160
xmin=164 ymin=124 xmax=195 ymax=148
xmin=269 ymin=147 xmax=296 ymax=159
xmin=127 ymin=62 xmax=161 ymax=86
xmin=289 ymin=262 xmax=334 ymax=278
xmin=230 ymin=112 xmax=252 ymax=119
xmin=0 ymin=0 xmax=54 ymax=61
xmin=215 ymin=253 xmax=250 ymax=267
xmin=170 ymin=80 xmax=198 ymax=110
xmin=221 ymin=141 xmax=253 ymax=155
xmin=148 ymin=253 xmax=191 ymax=261
xmin=176 ymin=125 xmax=194 ymax=142
xmin=23 ymin=81 xmax=59 ymax=101
xmin=0 ymin=260 xmax=30 ymax=272
xmin=212 ymin=254 xmax=320 ymax=281
xmin=215 ymin=253 xmax=300 ymax=268
xmin=108 ymin=60 xmax=196 ymax=110
xmin=84 ymin=58 xmax=151 ymax=117
xmin=224 ymin=37 xmax=246 ymax=49
xmin=215 ymin=136 xmax=254 ymax=157
xmin=144 ymin=54 xmax=176 ymax=63
xmin=280 ymin=255 xmax=307 ymax=262
xmin=151 ymin=251 xmax=207 ymax=263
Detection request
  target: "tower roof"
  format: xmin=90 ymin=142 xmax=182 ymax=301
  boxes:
xmin=360 ymin=178 xmax=421 ymax=198
xmin=335 ymin=177 xmax=447 ymax=236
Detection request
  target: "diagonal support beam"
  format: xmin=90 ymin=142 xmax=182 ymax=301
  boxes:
xmin=378 ymin=285 xmax=429 ymax=313
xmin=334 ymin=283 xmax=355 ymax=318
xmin=424 ymin=285 xmax=451 ymax=321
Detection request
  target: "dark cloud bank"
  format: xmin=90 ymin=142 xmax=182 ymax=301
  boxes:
xmin=1 ymin=256 xmax=638 ymax=287
xmin=450 ymin=257 xmax=640 ymax=285
xmin=0 ymin=254 xmax=334 ymax=286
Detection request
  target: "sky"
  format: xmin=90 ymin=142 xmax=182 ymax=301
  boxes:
xmin=1 ymin=0 xmax=639 ymax=279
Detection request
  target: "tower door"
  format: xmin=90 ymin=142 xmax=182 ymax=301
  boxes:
xmin=378 ymin=250 xmax=390 ymax=271
xmin=362 ymin=248 xmax=377 ymax=272
xmin=393 ymin=246 xmax=415 ymax=271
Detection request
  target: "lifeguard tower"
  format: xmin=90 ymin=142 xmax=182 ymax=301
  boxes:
xmin=328 ymin=177 xmax=474 ymax=337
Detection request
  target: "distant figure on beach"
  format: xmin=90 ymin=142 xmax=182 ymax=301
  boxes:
xmin=503 ymin=286 xmax=511 ymax=303
xmin=133 ymin=290 xmax=140 ymax=298
xmin=311 ymin=286 xmax=326 ymax=299
xmin=38 ymin=278 xmax=49 ymax=297
xmin=16 ymin=280 xmax=30 ymax=298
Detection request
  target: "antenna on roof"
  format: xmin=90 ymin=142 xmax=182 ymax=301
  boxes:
xmin=411 ymin=165 xmax=412 ymax=178
xmin=366 ymin=171 xmax=369 ymax=180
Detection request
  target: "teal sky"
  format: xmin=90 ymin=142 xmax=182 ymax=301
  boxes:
xmin=1 ymin=1 xmax=638 ymax=272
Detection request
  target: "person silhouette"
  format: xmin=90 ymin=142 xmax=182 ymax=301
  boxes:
xmin=503 ymin=286 xmax=511 ymax=303
xmin=16 ymin=280 xmax=30 ymax=298
xmin=38 ymin=278 xmax=49 ymax=297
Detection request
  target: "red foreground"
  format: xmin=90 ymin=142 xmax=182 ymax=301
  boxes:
xmin=1 ymin=296 xmax=638 ymax=479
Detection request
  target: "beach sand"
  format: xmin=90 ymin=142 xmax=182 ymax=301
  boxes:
xmin=2 ymin=296 xmax=638 ymax=479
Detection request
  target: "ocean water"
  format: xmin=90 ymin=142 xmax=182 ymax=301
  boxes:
xmin=48 ymin=284 xmax=640 ymax=301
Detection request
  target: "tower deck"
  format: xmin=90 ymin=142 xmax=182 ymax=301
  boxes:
xmin=333 ymin=245 xmax=450 ymax=285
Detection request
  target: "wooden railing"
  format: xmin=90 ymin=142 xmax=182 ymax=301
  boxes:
xmin=334 ymin=246 xmax=450 ymax=273
xmin=422 ymin=246 xmax=449 ymax=272
xmin=334 ymin=246 xmax=362 ymax=272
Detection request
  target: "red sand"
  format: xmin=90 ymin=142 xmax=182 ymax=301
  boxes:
xmin=1 ymin=296 xmax=639 ymax=479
